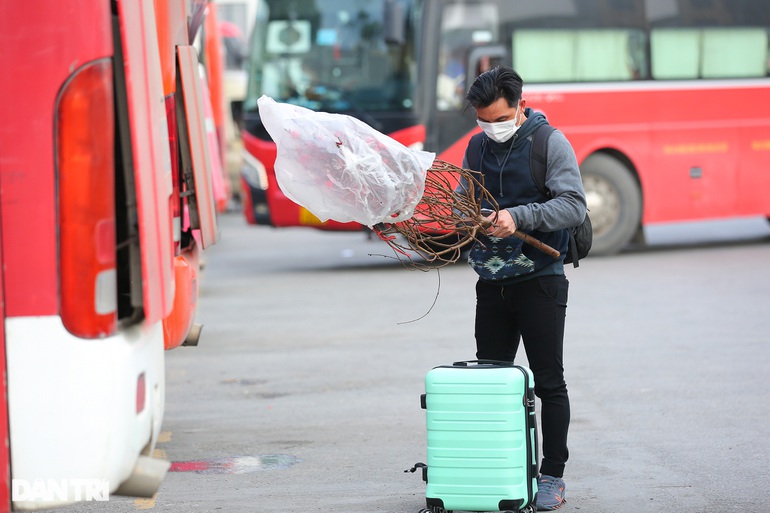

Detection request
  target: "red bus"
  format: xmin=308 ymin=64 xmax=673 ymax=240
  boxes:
xmin=0 ymin=0 xmax=219 ymax=509
xmin=239 ymin=0 xmax=770 ymax=255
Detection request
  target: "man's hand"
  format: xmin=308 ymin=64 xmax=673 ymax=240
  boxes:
xmin=485 ymin=209 xmax=517 ymax=238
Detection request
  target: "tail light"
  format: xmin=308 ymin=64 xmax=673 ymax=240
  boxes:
xmin=57 ymin=60 xmax=117 ymax=338
xmin=165 ymin=94 xmax=182 ymax=253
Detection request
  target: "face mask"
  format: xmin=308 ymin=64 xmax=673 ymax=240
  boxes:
xmin=477 ymin=103 xmax=521 ymax=143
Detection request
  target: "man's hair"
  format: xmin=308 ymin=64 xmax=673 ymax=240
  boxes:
xmin=465 ymin=66 xmax=523 ymax=109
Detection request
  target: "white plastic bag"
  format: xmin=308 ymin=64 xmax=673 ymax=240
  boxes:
xmin=257 ymin=95 xmax=435 ymax=227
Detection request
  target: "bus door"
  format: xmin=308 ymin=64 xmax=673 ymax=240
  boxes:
xmin=117 ymin=0 xmax=176 ymax=321
xmin=177 ymin=45 xmax=220 ymax=248
xmin=118 ymin=0 xmax=220 ymax=325
xmin=643 ymin=17 xmax=770 ymax=223
xmin=647 ymin=84 xmax=739 ymax=222
xmin=426 ymin=1 xmax=506 ymax=165
xmin=738 ymin=88 xmax=770 ymax=216
xmin=152 ymin=0 xmax=220 ymax=350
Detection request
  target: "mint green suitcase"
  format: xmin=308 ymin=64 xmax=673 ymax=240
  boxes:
xmin=420 ymin=360 xmax=538 ymax=513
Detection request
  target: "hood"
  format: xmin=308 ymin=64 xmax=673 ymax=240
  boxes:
xmin=514 ymin=108 xmax=549 ymax=145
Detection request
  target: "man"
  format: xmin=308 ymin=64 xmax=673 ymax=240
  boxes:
xmin=460 ymin=66 xmax=586 ymax=511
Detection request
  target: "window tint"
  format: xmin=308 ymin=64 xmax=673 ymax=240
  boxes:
xmin=647 ymin=0 xmax=770 ymax=79
xmin=502 ymin=0 xmax=648 ymax=83
xmin=513 ymin=28 xmax=646 ymax=82
xmin=651 ymin=27 xmax=768 ymax=79
xmin=497 ymin=0 xmax=769 ymax=82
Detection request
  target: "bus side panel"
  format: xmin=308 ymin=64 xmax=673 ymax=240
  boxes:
xmin=7 ymin=317 xmax=165 ymax=510
xmin=735 ymin=87 xmax=770 ymax=216
xmin=644 ymin=84 xmax=770 ymax=222
xmin=0 ymin=206 xmax=9 ymax=512
xmin=526 ymin=88 xmax=653 ymax=220
xmin=117 ymin=0 xmax=175 ymax=322
xmin=436 ymin=130 xmax=478 ymax=167
xmin=647 ymin=86 xmax=738 ymax=222
xmin=0 ymin=2 xmax=111 ymax=317
xmin=528 ymin=84 xmax=762 ymax=225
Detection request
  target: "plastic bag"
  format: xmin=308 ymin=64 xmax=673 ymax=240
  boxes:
xmin=257 ymin=95 xmax=435 ymax=227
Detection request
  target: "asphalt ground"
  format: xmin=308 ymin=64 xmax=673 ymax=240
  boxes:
xmin=63 ymin=212 xmax=770 ymax=513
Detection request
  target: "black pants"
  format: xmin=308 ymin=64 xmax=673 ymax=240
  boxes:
xmin=474 ymin=275 xmax=570 ymax=478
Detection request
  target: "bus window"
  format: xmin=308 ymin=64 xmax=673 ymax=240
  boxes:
xmin=513 ymin=28 xmax=646 ymax=82
xmin=650 ymin=29 xmax=701 ymax=79
xmin=501 ymin=0 xmax=648 ymax=83
xmin=652 ymin=28 xmax=768 ymax=79
xmin=437 ymin=3 xmax=498 ymax=111
xmin=702 ymin=28 xmax=767 ymax=78
xmin=244 ymin=0 xmax=419 ymax=115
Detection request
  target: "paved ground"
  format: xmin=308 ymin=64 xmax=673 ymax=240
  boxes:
xmin=64 ymin=213 xmax=770 ymax=513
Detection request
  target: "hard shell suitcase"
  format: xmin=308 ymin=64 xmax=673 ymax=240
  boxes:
xmin=419 ymin=360 xmax=538 ymax=513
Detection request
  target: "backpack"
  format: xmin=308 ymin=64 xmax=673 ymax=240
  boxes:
xmin=466 ymin=124 xmax=592 ymax=267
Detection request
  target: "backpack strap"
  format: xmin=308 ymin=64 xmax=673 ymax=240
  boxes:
xmin=465 ymin=133 xmax=486 ymax=172
xmin=529 ymin=124 xmax=556 ymax=198
xmin=529 ymin=124 xmax=580 ymax=267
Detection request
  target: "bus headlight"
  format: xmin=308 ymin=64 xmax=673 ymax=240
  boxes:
xmin=241 ymin=150 xmax=268 ymax=190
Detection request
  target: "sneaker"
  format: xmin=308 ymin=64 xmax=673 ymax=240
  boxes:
xmin=536 ymin=474 xmax=566 ymax=510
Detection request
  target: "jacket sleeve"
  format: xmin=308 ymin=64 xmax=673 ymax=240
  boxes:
xmin=507 ymin=130 xmax=587 ymax=232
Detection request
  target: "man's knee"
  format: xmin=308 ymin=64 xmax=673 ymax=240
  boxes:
xmin=532 ymin=369 xmax=567 ymax=398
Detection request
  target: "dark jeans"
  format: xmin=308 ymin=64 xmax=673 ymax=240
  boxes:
xmin=474 ymin=275 xmax=570 ymax=478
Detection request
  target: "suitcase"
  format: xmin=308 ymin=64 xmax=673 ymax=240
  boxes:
xmin=419 ymin=360 xmax=538 ymax=513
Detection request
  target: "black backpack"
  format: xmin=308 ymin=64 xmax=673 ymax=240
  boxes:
xmin=466 ymin=124 xmax=592 ymax=267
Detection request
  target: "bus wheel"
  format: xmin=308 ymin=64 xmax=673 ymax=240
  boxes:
xmin=580 ymin=153 xmax=641 ymax=256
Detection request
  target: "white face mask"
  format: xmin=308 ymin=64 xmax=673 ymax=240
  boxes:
xmin=477 ymin=103 xmax=521 ymax=143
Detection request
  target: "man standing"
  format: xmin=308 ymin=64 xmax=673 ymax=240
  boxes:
xmin=460 ymin=66 xmax=586 ymax=510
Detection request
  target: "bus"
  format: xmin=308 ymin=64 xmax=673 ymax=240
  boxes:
xmin=0 ymin=0 xmax=220 ymax=509
xmin=210 ymin=0 xmax=260 ymax=201
xmin=239 ymin=0 xmax=770 ymax=255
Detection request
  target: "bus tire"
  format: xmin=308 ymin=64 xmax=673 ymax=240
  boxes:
xmin=580 ymin=153 xmax=641 ymax=256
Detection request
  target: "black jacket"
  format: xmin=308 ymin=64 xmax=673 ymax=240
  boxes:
xmin=461 ymin=109 xmax=586 ymax=283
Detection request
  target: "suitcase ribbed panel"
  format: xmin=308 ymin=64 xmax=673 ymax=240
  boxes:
xmin=424 ymin=365 xmax=535 ymax=512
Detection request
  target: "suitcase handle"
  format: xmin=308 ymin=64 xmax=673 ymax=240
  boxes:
xmin=452 ymin=359 xmax=515 ymax=367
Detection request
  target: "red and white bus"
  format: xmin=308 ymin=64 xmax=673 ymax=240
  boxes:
xmin=0 ymin=0 xmax=220 ymax=509
xmin=239 ymin=0 xmax=770 ymax=255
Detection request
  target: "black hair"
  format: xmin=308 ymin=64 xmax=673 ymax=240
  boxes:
xmin=465 ymin=66 xmax=523 ymax=109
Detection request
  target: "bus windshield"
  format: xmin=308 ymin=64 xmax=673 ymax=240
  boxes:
xmin=244 ymin=0 xmax=419 ymax=115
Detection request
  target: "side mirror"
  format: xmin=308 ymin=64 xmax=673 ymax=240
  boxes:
xmin=383 ymin=0 xmax=406 ymax=45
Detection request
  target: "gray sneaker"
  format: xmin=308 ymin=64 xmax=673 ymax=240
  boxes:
xmin=536 ymin=475 xmax=566 ymax=510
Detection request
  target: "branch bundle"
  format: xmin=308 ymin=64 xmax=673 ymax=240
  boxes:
xmin=373 ymin=160 xmax=559 ymax=269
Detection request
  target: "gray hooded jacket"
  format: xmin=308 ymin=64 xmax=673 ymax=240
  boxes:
xmin=459 ymin=109 xmax=587 ymax=283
